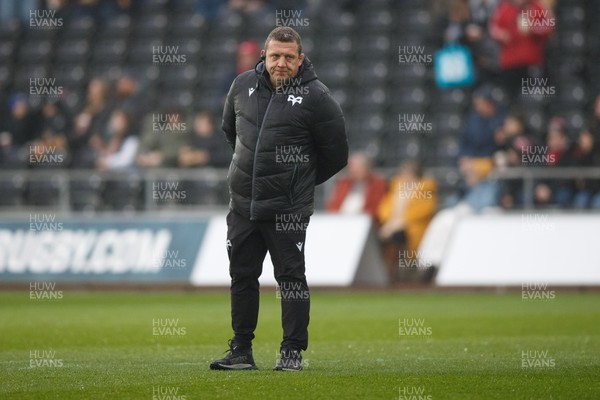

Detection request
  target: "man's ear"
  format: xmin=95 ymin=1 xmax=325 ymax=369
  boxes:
xmin=260 ymin=50 xmax=266 ymax=60
xmin=298 ymin=52 xmax=305 ymax=66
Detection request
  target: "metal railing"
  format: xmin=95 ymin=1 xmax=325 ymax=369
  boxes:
xmin=0 ymin=167 xmax=598 ymax=213
xmin=489 ymin=167 xmax=600 ymax=210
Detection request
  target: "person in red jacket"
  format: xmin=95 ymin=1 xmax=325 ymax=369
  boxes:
xmin=326 ymin=152 xmax=387 ymax=222
xmin=489 ymin=0 xmax=555 ymax=99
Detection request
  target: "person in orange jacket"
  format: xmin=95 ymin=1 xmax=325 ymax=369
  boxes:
xmin=326 ymin=152 xmax=387 ymax=222
xmin=377 ymin=161 xmax=438 ymax=282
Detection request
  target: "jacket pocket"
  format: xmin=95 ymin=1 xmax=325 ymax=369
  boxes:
xmin=288 ymin=165 xmax=299 ymax=205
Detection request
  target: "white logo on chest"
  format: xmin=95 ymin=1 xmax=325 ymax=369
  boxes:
xmin=287 ymin=95 xmax=303 ymax=106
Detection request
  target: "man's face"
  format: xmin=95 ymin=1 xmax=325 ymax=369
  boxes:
xmin=473 ymin=96 xmax=496 ymax=117
xmin=263 ymin=40 xmax=304 ymax=88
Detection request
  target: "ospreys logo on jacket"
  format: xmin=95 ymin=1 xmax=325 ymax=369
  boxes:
xmin=222 ymin=57 xmax=348 ymax=221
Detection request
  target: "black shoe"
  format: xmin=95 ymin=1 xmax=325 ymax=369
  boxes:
xmin=210 ymin=339 xmax=257 ymax=370
xmin=273 ymin=348 xmax=303 ymax=371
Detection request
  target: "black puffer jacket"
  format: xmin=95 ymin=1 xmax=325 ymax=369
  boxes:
xmin=222 ymin=57 xmax=348 ymax=221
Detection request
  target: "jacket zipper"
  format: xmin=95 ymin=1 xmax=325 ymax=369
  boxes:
xmin=289 ymin=165 xmax=298 ymax=205
xmin=250 ymin=91 xmax=274 ymax=220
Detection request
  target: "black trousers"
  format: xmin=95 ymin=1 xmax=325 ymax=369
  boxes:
xmin=226 ymin=210 xmax=310 ymax=351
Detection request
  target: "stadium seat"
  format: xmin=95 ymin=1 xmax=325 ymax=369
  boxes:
xmin=0 ymin=65 xmax=12 ymax=90
xmin=54 ymin=38 xmax=90 ymax=64
xmin=18 ymin=39 xmax=53 ymax=64
xmin=91 ymin=38 xmax=128 ymax=65
xmin=0 ymin=40 xmax=15 ymax=66
xmin=360 ymin=10 xmax=393 ymax=34
xmin=102 ymin=175 xmax=142 ymax=211
xmin=51 ymin=64 xmax=88 ymax=93
xmin=133 ymin=14 xmax=169 ymax=39
xmin=25 ymin=177 xmax=61 ymax=207
xmin=170 ymin=13 xmax=208 ymax=40
xmin=430 ymin=88 xmax=471 ymax=112
xmin=433 ymin=110 xmax=464 ymax=137
xmin=98 ymin=14 xmax=132 ymax=39
xmin=70 ymin=175 xmax=103 ymax=212
xmin=0 ymin=175 xmax=25 ymax=207
xmin=60 ymin=15 xmax=95 ymax=39
xmin=0 ymin=18 xmax=21 ymax=42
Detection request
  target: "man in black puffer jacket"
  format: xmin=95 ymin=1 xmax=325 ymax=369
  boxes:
xmin=210 ymin=27 xmax=348 ymax=371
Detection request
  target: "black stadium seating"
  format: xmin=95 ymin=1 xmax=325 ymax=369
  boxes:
xmin=0 ymin=0 xmax=597 ymax=209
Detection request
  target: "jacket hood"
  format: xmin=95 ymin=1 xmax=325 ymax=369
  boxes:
xmin=255 ymin=57 xmax=317 ymax=89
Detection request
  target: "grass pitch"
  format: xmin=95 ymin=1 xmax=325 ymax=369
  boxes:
xmin=1 ymin=290 xmax=599 ymax=399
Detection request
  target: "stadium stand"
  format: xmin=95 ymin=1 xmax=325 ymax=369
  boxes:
xmin=0 ymin=0 xmax=598 ymax=212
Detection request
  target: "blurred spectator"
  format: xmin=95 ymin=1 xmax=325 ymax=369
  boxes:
xmin=221 ymin=0 xmax=270 ymax=19
xmin=136 ymin=107 xmax=188 ymax=168
xmin=195 ymin=0 xmax=227 ymax=19
xmin=68 ymin=0 xmax=133 ymax=23
xmin=585 ymin=94 xmax=600 ymax=137
xmin=377 ymin=161 xmax=438 ymax=283
xmin=326 ymin=152 xmax=387 ymax=221
xmin=459 ymin=84 xmax=507 ymax=159
xmin=433 ymin=0 xmax=500 ymax=83
xmin=28 ymin=99 xmax=70 ymax=169
xmin=572 ymin=95 xmax=600 ymax=208
xmin=494 ymin=113 xmax=534 ymax=208
xmin=0 ymin=0 xmax=39 ymax=22
xmin=96 ymin=109 xmax=139 ymax=170
xmin=534 ymin=117 xmax=577 ymax=208
xmin=220 ymin=40 xmax=261 ymax=109
xmin=178 ymin=110 xmax=231 ymax=168
xmin=39 ymin=99 xmax=71 ymax=139
xmin=469 ymin=0 xmax=499 ymax=26
xmin=418 ymin=158 xmax=499 ymax=274
xmin=67 ymin=78 xmax=113 ymax=168
xmin=436 ymin=0 xmax=478 ymax=45
xmin=2 ymin=94 xmax=41 ymax=146
xmin=458 ymin=157 xmax=500 ymax=209
xmin=0 ymin=132 xmax=23 ymax=168
xmin=489 ymin=0 xmax=555 ymax=99
xmin=110 ymin=71 xmax=153 ymax=126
